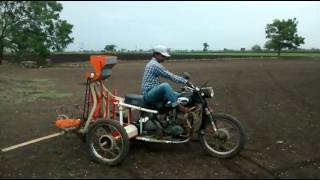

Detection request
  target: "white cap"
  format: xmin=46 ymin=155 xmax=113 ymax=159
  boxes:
xmin=153 ymin=45 xmax=171 ymax=57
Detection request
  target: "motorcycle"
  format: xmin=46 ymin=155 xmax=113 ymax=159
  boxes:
xmin=84 ymin=69 xmax=246 ymax=165
xmin=54 ymin=55 xmax=246 ymax=166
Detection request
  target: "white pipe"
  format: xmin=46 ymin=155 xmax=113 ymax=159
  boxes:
xmin=119 ymin=102 xmax=123 ymax=126
xmin=117 ymin=102 xmax=158 ymax=114
xmin=101 ymin=83 xmax=124 ymax=101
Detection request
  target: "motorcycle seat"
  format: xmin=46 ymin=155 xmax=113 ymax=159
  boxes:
xmin=124 ymin=94 xmax=165 ymax=110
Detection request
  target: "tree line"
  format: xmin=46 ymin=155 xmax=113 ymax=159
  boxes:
xmin=202 ymin=18 xmax=304 ymax=56
xmin=104 ymin=18 xmax=305 ymax=57
xmin=0 ymin=1 xmax=307 ymax=65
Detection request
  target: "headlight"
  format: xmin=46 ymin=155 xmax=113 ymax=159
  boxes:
xmin=201 ymin=87 xmax=214 ymax=98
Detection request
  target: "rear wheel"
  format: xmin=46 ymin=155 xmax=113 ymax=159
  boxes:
xmin=86 ymin=119 xmax=130 ymax=166
xmin=200 ymin=113 xmax=245 ymax=158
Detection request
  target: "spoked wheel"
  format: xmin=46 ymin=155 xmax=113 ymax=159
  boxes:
xmin=86 ymin=119 xmax=130 ymax=166
xmin=200 ymin=113 xmax=245 ymax=158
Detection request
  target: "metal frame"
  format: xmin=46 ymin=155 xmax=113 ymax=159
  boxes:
xmin=79 ymin=78 xmax=158 ymax=134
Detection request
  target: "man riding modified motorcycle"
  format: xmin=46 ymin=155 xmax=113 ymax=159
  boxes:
xmin=141 ymin=45 xmax=193 ymax=113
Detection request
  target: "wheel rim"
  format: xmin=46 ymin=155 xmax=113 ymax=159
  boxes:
xmin=98 ymin=135 xmax=114 ymax=151
xmin=89 ymin=124 xmax=124 ymax=162
xmin=202 ymin=118 xmax=241 ymax=156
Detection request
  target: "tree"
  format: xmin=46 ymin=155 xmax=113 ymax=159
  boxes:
xmin=203 ymin=42 xmax=209 ymax=52
xmin=252 ymin=44 xmax=262 ymax=51
xmin=265 ymin=18 xmax=304 ymax=56
xmin=120 ymin=48 xmax=127 ymax=52
xmin=104 ymin=44 xmax=116 ymax=52
xmin=0 ymin=1 xmax=74 ymax=65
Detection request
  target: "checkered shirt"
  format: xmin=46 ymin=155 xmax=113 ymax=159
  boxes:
xmin=141 ymin=58 xmax=187 ymax=96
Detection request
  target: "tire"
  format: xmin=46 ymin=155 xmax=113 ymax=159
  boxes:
xmin=199 ymin=113 xmax=245 ymax=159
xmin=86 ymin=119 xmax=130 ymax=166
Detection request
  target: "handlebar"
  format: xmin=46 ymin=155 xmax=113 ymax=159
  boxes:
xmin=184 ymin=82 xmax=200 ymax=92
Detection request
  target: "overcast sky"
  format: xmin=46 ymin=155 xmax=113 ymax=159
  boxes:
xmin=59 ymin=1 xmax=320 ymax=51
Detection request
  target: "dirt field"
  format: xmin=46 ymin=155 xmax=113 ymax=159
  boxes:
xmin=0 ymin=58 xmax=320 ymax=178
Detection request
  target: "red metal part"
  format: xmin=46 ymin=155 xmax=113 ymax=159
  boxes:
xmin=112 ymin=130 xmax=120 ymax=138
xmin=93 ymin=80 xmax=105 ymax=120
xmin=105 ymin=92 xmax=109 ymax=118
xmin=91 ymin=80 xmax=120 ymax=121
xmin=112 ymin=89 xmax=116 ymax=120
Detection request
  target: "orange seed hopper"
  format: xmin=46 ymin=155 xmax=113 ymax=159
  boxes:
xmin=86 ymin=55 xmax=117 ymax=81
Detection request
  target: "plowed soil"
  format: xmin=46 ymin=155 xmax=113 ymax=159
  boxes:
xmin=1 ymin=58 xmax=320 ymax=178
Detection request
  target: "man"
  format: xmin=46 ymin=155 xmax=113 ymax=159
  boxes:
xmin=141 ymin=45 xmax=192 ymax=113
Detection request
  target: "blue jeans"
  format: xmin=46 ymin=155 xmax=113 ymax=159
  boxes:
xmin=143 ymin=83 xmax=180 ymax=107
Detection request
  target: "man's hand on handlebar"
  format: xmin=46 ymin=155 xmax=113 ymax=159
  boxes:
xmin=186 ymin=81 xmax=201 ymax=92
xmin=186 ymin=81 xmax=194 ymax=88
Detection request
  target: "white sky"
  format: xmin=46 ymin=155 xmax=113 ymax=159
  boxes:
xmin=59 ymin=1 xmax=320 ymax=51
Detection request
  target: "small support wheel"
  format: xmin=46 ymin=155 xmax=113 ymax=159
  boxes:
xmin=86 ymin=119 xmax=130 ymax=166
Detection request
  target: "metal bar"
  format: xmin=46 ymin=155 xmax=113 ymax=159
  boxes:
xmin=106 ymin=92 xmax=109 ymax=119
xmin=1 ymin=132 xmax=65 ymax=153
xmin=81 ymin=83 xmax=98 ymax=133
xmin=86 ymin=81 xmax=92 ymax=120
xmin=82 ymin=78 xmax=89 ymax=120
xmin=128 ymin=108 xmax=132 ymax=124
xmin=93 ymin=83 xmax=103 ymax=119
xmin=117 ymin=102 xmax=158 ymax=114
xmin=103 ymin=92 xmax=107 ymax=118
xmin=99 ymin=80 xmax=104 ymax=117
xmin=101 ymin=83 xmax=124 ymax=101
xmin=119 ymin=103 xmax=123 ymax=126
xmin=112 ymin=89 xmax=116 ymax=120
xmin=135 ymin=136 xmax=190 ymax=144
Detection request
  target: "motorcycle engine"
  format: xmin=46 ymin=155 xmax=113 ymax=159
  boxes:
xmin=164 ymin=124 xmax=184 ymax=137
xmin=163 ymin=111 xmax=191 ymax=137
xmin=144 ymin=119 xmax=158 ymax=131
